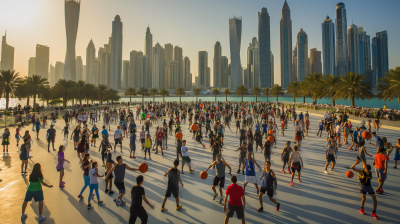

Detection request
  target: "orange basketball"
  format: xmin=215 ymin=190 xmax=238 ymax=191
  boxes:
xmin=268 ymin=130 xmax=274 ymax=135
xmin=136 ymin=107 xmax=138 ymax=109
xmin=146 ymin=115 xmax=150 ymax=119
xmin=139 ymin=163 xmax=148 ymax=173
xmin=191 ymin=124 xmax=198 ymax=131
xmin=216 ymin=107 xmax=219 ymax=110
xmin=175 ymin=132 xmax=183 ymax=139
xmin=200 ymin=171 xmax=208 ymax=180
xmin=268 ymin=136 xmax=275 ymax=142
xmin=362 ymin=131 xmax=371 ymax=140
xmin=346 ymin=170 xmax=354 ymax=178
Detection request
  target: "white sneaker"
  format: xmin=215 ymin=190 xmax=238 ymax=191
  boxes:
xmin=38 ymin=215 xmax=46 ymax=222
xmin=331 ymin=169 xmax=336 ymax=172
xmin=324 ymin=170 xmax=328 ymax=174
xmin=21 ymin=214 xmax=27 ymax=220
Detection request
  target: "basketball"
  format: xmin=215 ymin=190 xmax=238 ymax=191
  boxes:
xmin=175 ymin=132 xmax=183 ymax=139
xmin=216 ymin=107 xmax=218 ymax=110
xmin=200 ymin=171 xmax=208 ymax=180
xmin=136 ymin=107 xmax=138 ymax=109
xmin=268 ymin=136 xmax=275 ymax=142
xmin=346 ymin=170 xmax=354 ymax=178
xmin=362 ymin=131 xmax=371 ymax=140
xmin=268 ymin=130 xmax=274 ymax=135
xmin=147 ymin=115 xmax=150 ymax=119
xmin=139 ymin=163 xmax=148 ymax=173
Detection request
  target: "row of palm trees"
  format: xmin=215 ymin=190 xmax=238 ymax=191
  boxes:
xmin=0 ymin=70 xmax=121 ymax=109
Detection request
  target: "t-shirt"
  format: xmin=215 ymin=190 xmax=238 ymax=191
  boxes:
xmin=182 ymin=146 xmax=188 ymax=157
xmin=89 ymin=168 xmax=99 ymax=184
xmin=374 ymin=154 xmax=388 ymax=169
xmin=353 ymin=131 xmax=358 ymax=140
xmin=262 ymin=124 xmax=268 ymax=132
xmin=102 ymin=129 xmax=108 ymax=139
xmin=225 ymin=183 xmax=244 ymax=206
xmin=27 ymin=178 xmax=43 ymax=191
xmin=115 ymin=129 xmax=122 ymax=139
xmin=131 ymin=185 xmax=145 ymax=208
xmin=129 ymin=123 xmax=136 ymax=130
xmin=47 ymin=129 xmax=56 ymax=139
xmin=35 ymin=121 xmax=41 ymax=129
xmin=157 ymin=132 xmax=164 ymax=141
xmin=130 ymin=134 xmax=136 ymax=146
xmin=56 ymin=152 xmax=64 ymax=170
xmin=375 ymin=136 xmax=384 ymax=148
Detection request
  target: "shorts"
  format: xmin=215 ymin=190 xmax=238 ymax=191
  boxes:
xmin=226 ymin=203 xmax=244 ymax=219
xmin=282 ymin=155 xmax=289 ymax=165
xmin=47 ymin=138 xmax=54 ymax=143
xmin=352 ymin=138 xmax=358 ymax=144
xmin=357 ymin=154 xmax=366 ymax=162
xmin=213 ymin=176 xmax=225 ymax=188
xmin=264 ymin=153 xmax=271 ymax=161
xmin=296 ymin=135 xmax=302 ymax=141
xmin=259 ymin=186 xmax=274 ymax=198
xmin=256 ymin=141 xmax=262 ymax=147
xmin=176 ymin=146 xmax=182 ymax=154
xmin=375 ymin=168 xmax=385 ymax=181
xmin=115 ymin=138 xmax=122 ymax=145
xmin=245 ymin=175 xmax=257 ymax=184
xmin=114 ymin=182 xmax=126 ymax=193
xmin=105 ymin=171 xmax=114 ymax=180
xmin=291 ymin=162 xmax=301 ymax=173
xmin=157 ymin=141 xmax=162 ymax=146
xmin=327 ymin=154 xmax=335 ymax=163
xmin=336 ymin=133 xmax=340 ymax=137
xmin=20 ymin=154 xmax=28 ymax=161
xmin=394 ymin=152 xmax=400 ymax=161
xmin=182 ymin=156 xmax=191 ymax=165
xmin=219 ymin=133 xmax=224 ymax=138
xmin=24 ymin=190 xmax=44 ymax=202
xmin=15 ymin=134 xmax=20 ymax=140
xmin=165 ymin=188 xmax=179 ymax=198
xmin=239 ymin=157 xmax=245 ymax=165
xmin=140 ymin=139 xmax=145 ymax=144
xmin=73 ymin=136 xmax=80 ymax=142
xmin=360 ymin=185 xmax=375 ymax=195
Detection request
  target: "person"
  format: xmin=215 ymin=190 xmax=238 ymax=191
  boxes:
xmin=161 ymin=158 xmax=184 ymax=211
xmin=204 ymin=154 xmax=232 ymax=204
xmin=324 ymin=141 xmax=337 ymax=174
xmin=56 ymin=145 xmax=70 ymax=188
xmin=114 ymin=125 xmax=123 ymax=153
xmin=281 ymin=141 xmax=292 ymax=174
xmin=105 ymin=155 xmax=140 ymax=206
xmin=21 ymin=163 xmax=53 ymax=222
xmin=73 ymin=125 xmax=81 ymax=150
xmin=129 ymin=175 xmax=154 ymax=224
xmin=46 ymin=125 xmax=56 ymax=152
xmin=181 ymin=140 xmax=195 ymax=174
xmin=78 ymin=154 xmax=93 ymax=199
xmin=140 ymin=126 xmax=146 ymax=150
xmin=2 ymin=128 xmax=10 ymax=152
xmin=350 ymin=163 xmax=379 ymax=219
xmin=394 ymin=139 xmax=400 ymax=169
xmin=317 ymin=120 xmax=324 ymax=137
xmin=105 ymin=152 xmax=116 ymax=194
xmin=144 ymin=134 xmax=152 ymax=160
xmin=373 ymin=146 xmax=388 ymax=194
xmin=88 ymin=161 xmax=104 ymax=208
xmin=243 ymin=152 xmax=261 ymax=193
xmin=61 ymin=123 xmax=69 ymax=141
xmin=289 ymin=145 xmax=303 ymax=186
xmin=349 ymin=127 xmax=359 ymax=151
xmin=223 ymin=175 xmax=245 ymax=224
xmin=235 ymin=144 xmax=247 ymax=175
xmin=15 ymin=125 xmax=22 ymax=146
xmin=20 ymin=142 xmax=29 ymax=174
xmin=257 ymin=161 xmax=280 ymax=212
xmin=155 ymin=127 xmax=164 ymax=155
xmin=91 ymin=124 xmax=99 ymax=147
xmin=35 ymin=119 xmax=41 ymax=140
xmin=263 ymin=140 xmax=272 ymax=163
xmin=130 ymin=129 xmax=137 ymax=158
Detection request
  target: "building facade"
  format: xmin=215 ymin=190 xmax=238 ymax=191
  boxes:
xmin=174 ymin=46 xmax=183 ymax=88
xmin=110 ymin=15 xmax=123 ymax=89
xmin=309 ymin=48 xmax=322 ymax=74
xmin=322 ymin=15 xmax=335 ymax=75
xmin=280 ymin=0 xmax=292 ymax=88
xmin=183 ymin=56 xmax=191 ymax=90
xmin=348 ymin=24 xmax=360 ymax=74
xmin=76 ymin=56 xmax=83 ymax=80
xmin=229 ymin=16 xmax=242 ymax=90
xmin=258 ymin=7 xmax=272 ymax=88
xmin=128 ymin=50 xmax=141 ymax=88
xmin=86 ymin=39 xmax=96 ymax=83
xmin=55 ymin=61 xmax=64 ymax=81
xmin=213 ymin=41 xmax=222 ymax=88
xmin=296 ymin=29 xmax=308 ymax=81
xmin=198 ymin=51 xmax=208 ymax=89
xmin=49 ymin=63 xmax=55 ymax=86
xmin=169 ymin=61 xmax=178 ymax=89
xmin=1 ymin=32 xmax=14 ymax=71
xmin=64 ymin=0 xmax=80 ymax=81
xmin=152 ymin=43 xmax=165 ymax=89
xmin=122 ymin=60 xmax=129 ymax=89
xmin=145 ymin=27 xmax=153 ymax=88
xmin=28 ymin=57 xmax=36 ymax=77
xmin=35 ymin=44 xmax=50 ymax=79
xmin=221 ymin=56 xmax=229 ymax=88
xmin=335 ymin=2 xmax=348 ymax=76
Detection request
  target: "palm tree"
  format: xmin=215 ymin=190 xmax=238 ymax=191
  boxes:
xmin=53 ymin=79 xmax=76 ymax=107
xmin=97 ymin=84 xmax=108 ymax=103
xmin=25 ymin=75 xmax=49 ymax=109
xmin=286 ymin=81 xmax=301 ymax=103
xmin=300 ymin=81 xmax=312 ymax=103
xmin=270 ymin=84 xmax=284 ymax=103
xmin=223 ymin=89 xmax=230 ymax=102
xmin=74 ymin=80 xmax=87 ymax=105
xmin=317 ymin=74 xmax=341 ymax=106
xmin=263 ymin=87 xmax=270 ymax=103
xmin=193 ymin=87 xmax=201 ymax=102
xmin=336 ymin=72 xmax=373 ymax=107
xmin=14 ymin=77 xmax=30 ymax=106
xmin=175 ymin=87 xmax=186 ymax=104
xmin=0 ymin=70 xmax=21 ymax=109
xmin=304 ymin=73 xmax=323 ymax=103
xmin=251 ymin=86 xmax=262 ymax=103
xmin=137 ymin=87 xmax=149 ymax=105
xmin=83 ymin=83 xmax=98 ymax=104
xmin=107 ymin=89 xmax=120 ymax=103
xmin=124 ymin=87 xmax=136 ymax=102
xmin=212 ymin=88 xmax=221 ymax=102
xmin=149 ymin=88 xmax=159 ymax=104
xmin=159 ymin=89 xmax=169 ymax=103
xmin=377 ymin=67 xmax=400 ymax=108
xmin=236 ymin=85 xmax=249 ymax=102
xmin=39 ymin=87 xmax=52 ymax=106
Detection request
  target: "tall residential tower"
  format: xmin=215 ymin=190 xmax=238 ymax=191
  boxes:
xmin=335 ymin=2 xmax=348 ymax=76
xmin=322 ymin=15 xmax=335 ymax=75
xmin=64 ymin=0 xmax=80 ymax=81
xmin=258 ymin=7 xmax=272 ymax=88
xmin=110 ymin=15 xmax=123 ymax=89
xmin=229 ymin=16 xmax=242 ymax=90
xmin=280 ymin=0 xmax=292 ymax=88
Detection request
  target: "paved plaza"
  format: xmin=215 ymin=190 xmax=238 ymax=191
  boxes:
xmin=1 ymin=107 xmax=400 ymax=224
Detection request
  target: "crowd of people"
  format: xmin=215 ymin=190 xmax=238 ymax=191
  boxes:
xmin=1 ymin=100 xmax=398 ymax=223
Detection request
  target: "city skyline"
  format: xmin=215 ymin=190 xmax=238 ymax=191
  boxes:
xmin=1 ymin=0 xmax=399 ymax=88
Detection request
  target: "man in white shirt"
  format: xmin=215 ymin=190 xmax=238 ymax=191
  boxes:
xmin=114 ymin=125 xmax=123 ymax=153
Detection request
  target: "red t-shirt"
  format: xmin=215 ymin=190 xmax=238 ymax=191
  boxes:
xmin=374 ymin=154 xmax=388 ymax=170
xmin=225 ymin=184 xmax=244 ymax=206
xmin=210 ymin=113 xmax=215 ymax=119
xmin=156 ymin=132 xmax=164 ymax=141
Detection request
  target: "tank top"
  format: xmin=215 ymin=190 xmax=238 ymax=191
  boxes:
xmin=114 ymin=164 xmax=126 ymax=182
xmin=89 ymin=169 xmax=99 ymax=184
xmin=101 ymin=140 xmax=108 ymax=152
xmin=360 ymin=170 xmax=372 ymax=186
xmin=262 ymin=169 xmax=274 ymax=190
xmin=215 ymin=160 xmax=225 ymax=178
xmin=167 ymin=168 xmax=179 ymax=190
xmin=145 ymin=138 xmax=151 ymax=148
xmin=245 ymin=158 xmax=255 ymax=176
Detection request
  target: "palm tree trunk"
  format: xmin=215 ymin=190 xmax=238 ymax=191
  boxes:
xmin=130 ymin=95 xmax=132 ymax=102
xmin=27 ymin=96 xmax=30 ymax=106
xmin=64 ymin=92 xmax=67 ymax=108
xmin=5 ymin=92 xmax=9 ymax=109
xmin=33 ymin=94 xmax=37 ymax=109
xmin=80 ymin=99 xmax=82 ymax=105
xmin=226 ymin=94 xmax=227 ymax=102
xmin=241 ymin=94 xmax=243 ymax=102
xmin=332 ymin=97 xmax=335 ymax=106
xmin=267 ymin=95 xmax=269 ymax=103
xmin=276 ymin=95 xmax=278 ymax=103
xmin=256 ymin=94 xmax=258 ymax=103
xmin=293 ymin=96 xmax=296 ymax=103
xmin=352 ymin=96 xmax=355 ymax=107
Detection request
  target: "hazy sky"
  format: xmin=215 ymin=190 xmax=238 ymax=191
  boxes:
xmin=1 ymin=0 xmax=399 ymax=86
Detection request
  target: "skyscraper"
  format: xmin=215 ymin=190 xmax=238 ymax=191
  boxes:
xmin=207 ymin=67 xmax=211 ymax=88
xmin=198 ymin=51 xmax=208 ymax=89
xmin=247 ymin=37 xmax=259 ymax=89
xmin=309 ymin=48 xmax=322 ymax=74
xmin=322 ymin=15 xmax=335 ymax=75
xmin=49 ymin=63 xmax=55 ymax=86
xmin=183 ymin=56 xmax=191 ymax=90
xmin=35 ymin=44 xmax=50 ymax=79
xmin=110 ymin=15 xmax=123 ymax=89
xmin=28 ymin=57 xmax=36 ymax=77
xmin=221 ymin=56 xmax=229 ymax=88
xmin=271 ymin=53 xmax=274 ymax=84
xmin=229 ymin=16 xmax=242 ymax=90
xmin=335 ymin=2 xmax=348 ymax=76
xmin=129 ymin=50 xmax=141 ymax=88
xmin=64 ymin=0 xmax=80 ymax=81
xmin=122 ymin=60 xmax=129 ymax=89
xmin=99 ymin=38 xmax=111 ymax=86
xmin=174 ymin=46 xmax=183 ymax=88
xmin=296 ymin=29 xmax=308 ymax=81
xmin=358 ymin=26 xmax=371 ymax=76
xmin=144 ymin=27 xmax=153 ymax=88
xmin=76 ymin=56 xmax=83 ymax=80
xmin=55 ymin=61 xmax=65 ymax=81
xmin=258 ymin=7 xmax=272 ymax=88
xmin=136 ymin=53 xmax=146 ymax=89
xmin=292 ymin=45 xmax=297 ymax=81
xmin=213 ymin=41 xmax=222 ymax=88
xmin=169 ymin=61 xmax=178 ymax=89
xmin=152 ymin=43 xmax=165 ymax=89
xmin=348 ymin=24 xmax=360 ymax=74
xmin=1 ymin=32 xmax=14 ymax=71
xmin=86 ymin=39 xmax=96 ymax=83
xmin=89 ymin=60 xmax=100 ymax=85
xmin=280 ymin=0 xmax=292 ymax=88
xmin=227 ymin=64 xmax=233 ymax=90
xmin=372 ymin=31 xmax=388 ymax=84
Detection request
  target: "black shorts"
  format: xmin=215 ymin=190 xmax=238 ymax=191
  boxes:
xmin=282 ymin=156 xmax=289 ymax=164
xmin=47 ymin=138 xmax=54 ymax=143
xmin=256 ymin=141 xmax=262 ymax=146
xmin=157 ymin=141 xmax=162 ymax=146
xmin=291 ymin=162 xmax=301 ymax=173
xmin=165 ymin=188 xmax=179 ymax=198
xmin=176 ymin=146 xmax=182 ymax=154
xmin=115 ymin=138 xmax=122 ymax=145
xmin=213 ymin=176 xmax=225 ymax=188
xmin=105 ymin=172 xmax=113 ymax=180
xmin=114 ymin=182 xmax=125 ymax=193
xmin=140 ymin=139 xmax=145 ymax=144
xmin=130 ymin=129 xmax=135 ymax=134
xmin=352 ymin=138 xmax=358 ymax=144
xmin=327 ymin=154 xmax=335 ymax=163
xmin=260 ymin=186 xmax=274 ymax=198
xmin=226 ymin=203 xmax=244 ymax=219
xmin=219 ymin=133 xmax=224 ymax=138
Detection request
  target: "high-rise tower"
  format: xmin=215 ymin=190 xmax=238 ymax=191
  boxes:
xmin=86 ymin=39 xmax=96 ymax=84
xmin=145 ymin=27 xmax=153 ymax=88
xmin=64 ymin=0 xmax=80 ymax=81
xmin=229 ymin=16 xmax=242 ymax=90
xmin=296 ymin=29 xmax=308 ymax=82
xmin=213 ymin=41 xmax=222 ymax=88
xmin=309 ymin=48 xmax=322 ymax=74
xmin=280 ymin=0 xmax=292 ymax=88
xmin=322 ymin=15 xmax=335 ymax=75
xmin=335 ymin=2 xmax=348 ymax=76
xmin=35 ymin=44 xmax=50 ymax=79
xmin=110 ymin=15 xmax=123 ymax=89
xmin=258 ymin=7 xmax=272 ymax=88
xmin=1 ymin=32 xmax=14 ymax=71
xmin=174 ymin=46 xmax=183 ymax=88
xmin=198 ymin=51 xmax=208 ymax=89
xmin=153 ymin=43 xmax=165 ymax=89
xmin=348 ymin=24 xmax=360 ymax=74
xmin=372 ymin=31 xmax=388 ymax=85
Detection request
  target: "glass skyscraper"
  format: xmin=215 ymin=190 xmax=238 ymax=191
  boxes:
xmin=322 ymin=16 xmax=335 ymax=75
xmin=229 ymin=16 xmax=242 ymax=90
xmin=335 ymin=2 xmax=348 ymax=76
xmin=280 ymin=0 xmax=292 ymax=88
xmin=348 ymin=24 xmax=360 ymax=74
xmin=64 ymin=0 xmax=80 ymax=81
xmin=110 ymin=15 xmax=123 ymax=89
xmin=258 ymin=7 xmax=272 ymax=88
xmin=296 ymin=29 xmax=308 ymax=82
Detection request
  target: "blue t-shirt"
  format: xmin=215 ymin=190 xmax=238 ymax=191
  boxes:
xmin=262 ymin=124 xmax=268 ymax=132
xmin=101 ymin=129 xmax=108 ymax=139
xmin=245 ymin=158 xmax=255 ymax=176
xmin=353 ymin=131 xmax=358 ymax=140
xmin=122 ymin=122 xmax=127 ymax=129
xmin=130 ymin=134 xmax=136 ymax=147
xmin=129 ymin=123 xmax=136 ymax=130
xmin=64 ymin=113 xmax=69 ymax=121
xmin=299 ymin=114 xmax=303 ymax=120
xmin=35 ymin=121 xmax=41 ymax=130
xmin=376 ymin=136 xmax=384 ymax=147
xmin=255 ymin=124 xmax=260 ymax=131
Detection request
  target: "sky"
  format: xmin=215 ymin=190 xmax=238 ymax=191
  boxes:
xmin=1 ymin=0 xmax=399 ymax=86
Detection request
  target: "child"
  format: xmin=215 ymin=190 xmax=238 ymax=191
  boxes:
xmin=2 ymin=128 xmax=10 ymax=152
xmin=130 ymin=130 xmax=137 ymax=158
xmin=88 ymin=161 xmax=104 ymax=208
xmin=61 ymin=123 xmax=69 ymax=141
xmin=105 ymin=152 xmax=116 ymax=194
xmin=181 ymin=140 xmax=195 ymax=174
xmin=144 ymin=134 xmax=152 ymax=160
xmin=16 ymin=125 xmax=22 ymax=146
xmin=56 ymin=145 xmax=70 ymax=188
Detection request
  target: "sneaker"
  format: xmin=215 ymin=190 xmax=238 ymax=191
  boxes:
xmin=109 ymin=191 xmax=115 ymax=195
xmin=102 ymin=163 xmax=105 ymax=167
xmin=324 ymin=170 xmax=328 ymax=174
xmin=276 ymin=203 xmax=280 ymax=211
xmin=129 ymin=156 xmax=132 ymax=158
xmin=62 ymin=181 xmax=65 ymax=184
xmin=282 ymin=170 xmax=286 ymax=173
xmin=87 ymin=203 xmax=92 ymax=208
xmin=297 ymin=178 xmax=301 ymax=182
xmin=133 ymin=156 xmax=136 ymax=158
xmin=144 ymin=157 xmax=147 ymax=160
xmin=190 ymin=169 xmax=194 ymax=174
xmin=371 ymin=213 xmax=379 ymax=220
xmin=176 ymin=205 xmax=183 ymax=210
xmin=98 ymin=201 xmax=103 ymax=206
xmin=149 ymin=157 xmax=152 ymax=160
xmin=360 ymin=208 xmax=365 ymax=215
xmin=257 ymin=207 xmax=264 ymax=212
xmin=237 ymin=169 xmax=240 ymax=173
xmin=290 ymin=182 xmax=294 ymax=186
xmin=105 ymin=189 xmax=109 ymax=194
xmin=380 ymin=189 xmax=384 ymax=193
xmin=78 ymin=195 xmax=83 ymax=199
xmin=38 ymin=215 xmax=46 ymax=222
xmin=219 ymin=197 xmax=223 ymax=204
xmin=288 ymin=169 xmax=292 ymax=174
xmin=161 ymin=207 xmax=165 ymax=212
xmin=330 ymin=169 xmax=336 ymax=172
xmin=213 ymin=193 xmax=217 ymax=200
xmin=59 ymin=184 xmax=65 ymax=188
xmin=21 ymin=214 xmax=27 ymax=221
